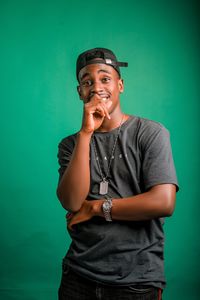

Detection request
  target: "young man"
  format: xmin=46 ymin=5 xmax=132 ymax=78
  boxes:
xmin=57 ymin=47 xmax=179 ymax=300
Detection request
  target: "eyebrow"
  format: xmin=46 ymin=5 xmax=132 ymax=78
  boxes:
xmin=80 ymin=69 xmax=112 ymax=81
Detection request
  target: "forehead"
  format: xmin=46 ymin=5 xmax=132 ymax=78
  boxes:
xmin=78 ymin=63 xmax=119 ymax=81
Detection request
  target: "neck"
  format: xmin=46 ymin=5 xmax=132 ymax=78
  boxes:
xmin=95 ymin=109 xmax=127 ymax=132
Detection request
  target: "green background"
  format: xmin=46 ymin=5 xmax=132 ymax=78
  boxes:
xmin=1 ymin=0 xmax=199 ymax=299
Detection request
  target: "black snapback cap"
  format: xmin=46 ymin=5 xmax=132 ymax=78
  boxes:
xmin=76 ymin=47 xmax=128 ymax=81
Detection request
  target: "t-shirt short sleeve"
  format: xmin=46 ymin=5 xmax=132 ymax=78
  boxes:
xmin=141 ymin=122 xmax=179 ymax=192
xmin=57 ymin=135 xmax=76 ymax=184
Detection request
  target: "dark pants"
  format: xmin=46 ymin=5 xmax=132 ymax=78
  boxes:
xmin=58 ymin=265 xmax=163 ymax=300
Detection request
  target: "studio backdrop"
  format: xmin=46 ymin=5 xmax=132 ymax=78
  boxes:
xmin=0 ymin=1 xmax=199 ymax=299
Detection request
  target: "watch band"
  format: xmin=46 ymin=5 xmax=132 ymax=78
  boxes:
xmin=102 ymin=196 xmax=113 ymax=222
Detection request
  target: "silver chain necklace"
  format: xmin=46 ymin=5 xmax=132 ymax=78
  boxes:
xmin=92 ymin=114 xmax=124 ymax=195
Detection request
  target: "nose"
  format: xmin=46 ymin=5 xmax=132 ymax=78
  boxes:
xmin=90 ymin=80 xmax=104 ymax=95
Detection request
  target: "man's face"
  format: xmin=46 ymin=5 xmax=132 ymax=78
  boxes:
xmin=77 ymin=63 xmax=124 ymax=112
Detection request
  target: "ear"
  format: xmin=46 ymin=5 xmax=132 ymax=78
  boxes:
xmin=77 ymin=85 xmax=83 ymax=100
xmin=118 ymin=79 xmax=124 ymax=93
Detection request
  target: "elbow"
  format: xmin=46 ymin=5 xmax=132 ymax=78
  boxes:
xmin=151 ymin=183 xmax=176 ymax=217
xmin=56 ymin=187 xmax=83 ymax=212
xmin=61 ymin=201 xmax=82 ymax=213
xmin=163 ymin=195 xmax=176 ymax=217
xmin=164 ymin=205 xmax=174 ymax=217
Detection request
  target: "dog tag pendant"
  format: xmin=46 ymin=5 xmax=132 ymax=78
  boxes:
xmin=99 ymin=180 xmax=108 ymax=195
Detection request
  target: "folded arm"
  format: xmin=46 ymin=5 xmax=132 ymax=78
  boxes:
xmin=67 ymin=183 xmax=176 ymax=229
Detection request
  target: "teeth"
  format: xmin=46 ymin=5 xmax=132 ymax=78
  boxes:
xmin=102 ymin=97 xmax=107 ymax=101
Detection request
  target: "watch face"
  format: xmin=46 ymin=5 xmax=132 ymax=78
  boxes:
xmin=102 ymin=199 xmax=112 ymax=222
xmin=103 ymin=202 xmax=110 ymax=211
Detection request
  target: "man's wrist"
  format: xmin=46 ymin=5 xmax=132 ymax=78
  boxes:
xmin=78 ymin=129 xmax=93 ymax=138
xmin=102 ymin=196 xmax=113 ymax=222
xmin=92 ymin=200 xmax=104 ymax=217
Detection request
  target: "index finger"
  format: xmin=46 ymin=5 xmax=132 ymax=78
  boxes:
xmin=101 ymin=99 xmax=112 ymax=120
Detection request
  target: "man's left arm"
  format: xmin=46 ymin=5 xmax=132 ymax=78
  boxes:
xmin=96 ymin=183 xmax=176 ymax=220
xmin=67 ymin=183 xmax=176 ymax=229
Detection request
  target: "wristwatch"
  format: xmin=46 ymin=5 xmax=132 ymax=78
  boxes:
xmin=102 ymin=196 xmax=113 ymax=222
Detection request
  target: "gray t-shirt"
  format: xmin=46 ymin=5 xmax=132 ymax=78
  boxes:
xmin=57 ymin=115 xmax=179 ymax=289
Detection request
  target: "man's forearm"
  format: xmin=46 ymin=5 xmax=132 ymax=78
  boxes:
xmin=57 ymin=130 xmax=92 ymax=211
xmin=67 ymin=184 xmax=176 ymax=230
xmin=93 ymin=184 xmax=176 ymax=221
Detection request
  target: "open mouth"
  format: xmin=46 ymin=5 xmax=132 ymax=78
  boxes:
xmin=88 ymin=93 xmax=111 ymax=102
xmin=99 ymin=94 xmax=110 ymax=101
xmin=101 ymin=97 xmax=109 ymax=101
